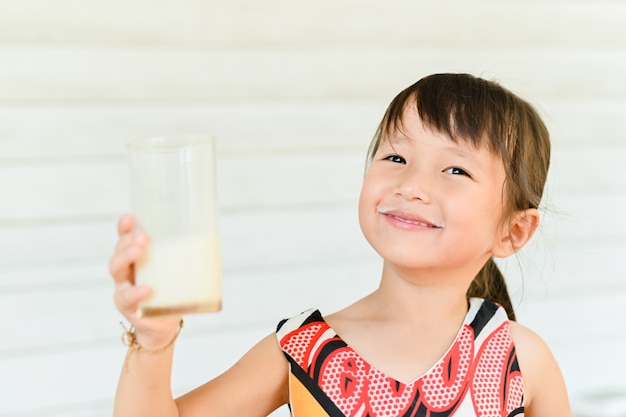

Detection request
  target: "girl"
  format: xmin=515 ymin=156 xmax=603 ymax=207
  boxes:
xmin=110 ymin=73 xmax=572 ymax=416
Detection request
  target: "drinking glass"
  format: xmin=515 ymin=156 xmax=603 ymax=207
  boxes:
xmin=127 ymin=134 xmax=221 ymax=317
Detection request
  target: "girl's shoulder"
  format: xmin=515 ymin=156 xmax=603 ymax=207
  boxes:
xmin=509 ymin=320 xmax=573 ymax=416
xmin=508 ymin=320 xmax=548 ymax=351
xmin=508 ymin=320 xmax=558 ymax=373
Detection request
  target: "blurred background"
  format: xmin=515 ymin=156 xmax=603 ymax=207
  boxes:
xmin=1 ymin=0 xmax=625 ymax=416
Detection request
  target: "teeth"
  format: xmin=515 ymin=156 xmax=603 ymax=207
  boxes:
xmin=395 ymin=216 xmax=431 ymax=227
xmin=394 ymin=215 xmax=422 ymax=225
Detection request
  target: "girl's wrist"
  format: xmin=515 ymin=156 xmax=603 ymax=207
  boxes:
xmin=121 ymin=319 xmax=184 ymax=353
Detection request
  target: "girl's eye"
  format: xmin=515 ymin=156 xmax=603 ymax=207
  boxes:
xmin=384 ymin=155 xmax=406 ymax=164
xmin=444 ymin=167 xmax=471 ymax=177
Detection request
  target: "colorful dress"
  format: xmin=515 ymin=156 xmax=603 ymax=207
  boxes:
xmin=276 ymin=298 xmax=524 ymax=417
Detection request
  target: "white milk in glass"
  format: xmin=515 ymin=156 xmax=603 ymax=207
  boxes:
xmin=136 ymin=235 xmax=221 ymax=315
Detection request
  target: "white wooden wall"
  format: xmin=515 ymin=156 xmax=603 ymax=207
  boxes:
xmin=1 ymin=1 xmax=625 ymax=415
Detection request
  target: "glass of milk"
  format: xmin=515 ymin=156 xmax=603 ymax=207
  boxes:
xmin=127 ymin=135 xmax=221 ymax=317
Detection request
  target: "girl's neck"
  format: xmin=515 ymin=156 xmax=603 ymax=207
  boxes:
xmin=370 ymin=262 xmax=472 ymax=326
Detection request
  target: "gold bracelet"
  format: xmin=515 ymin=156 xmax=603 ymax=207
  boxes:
xmin=120 ymin=319 xmax=184 ymax=355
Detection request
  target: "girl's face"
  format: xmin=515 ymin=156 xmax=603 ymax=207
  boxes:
xmin=359 ymin=107 xmax=511 ymax=279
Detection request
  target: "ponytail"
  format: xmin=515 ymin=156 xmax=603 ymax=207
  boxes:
xmin=467 ymin=258 xmax=516 ymax=321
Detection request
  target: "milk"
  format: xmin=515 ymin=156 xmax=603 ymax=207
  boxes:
xmin=135 ymin=234 xmax=221 ymax=316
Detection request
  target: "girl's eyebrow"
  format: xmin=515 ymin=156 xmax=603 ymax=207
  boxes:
xmin=388 ymin=134 xmax=476 ymax=159
xmin=385 ymin=130 xmax=483 ymax=165
xmin=446 ymin=146 xmax=487 ymax=171
xmin=445 ymin=145 xmax=474 ymax=160
xmin=384 ymin=133 xmax=412 ymax=146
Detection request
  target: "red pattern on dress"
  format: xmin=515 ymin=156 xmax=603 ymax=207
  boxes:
xmin=279 ymin=303 xmax=524 ymax=417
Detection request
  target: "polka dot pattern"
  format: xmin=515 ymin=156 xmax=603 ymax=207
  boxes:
xmin=277 ymin=302 xmax=525 ymax=417
xmin=367 ymin=368 xmax=416 ymax=416
xmin=319 ymin=349 xmax=368 ymax=416
xmin=419 ymin=325 xmax=474 ymax=411
xmin=505 ymin=375 xmax=524 ymax=412
xmin=471 ymin=322 xmax=523 ymax=416
xmin=280 ymin=322 xmax=325 ymax=368
xmin=319 ymin=350 xmax=419 ymax=417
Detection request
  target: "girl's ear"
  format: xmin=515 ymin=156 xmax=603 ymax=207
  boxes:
xmin=492 ymin=208 xmax=540 ymax=258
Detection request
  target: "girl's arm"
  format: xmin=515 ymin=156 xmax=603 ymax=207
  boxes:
xmin=110 ymin=215 xmax=289 ymax=416
xmin=113 ymin=327 xmax=179 ymax=417
xmin=113 ymin=330 xmax=289 ymax=417
xmin=509 ymin=321 xmax=573 ymax=417
xmin=176 ymin=333 xmax=289 ymax=416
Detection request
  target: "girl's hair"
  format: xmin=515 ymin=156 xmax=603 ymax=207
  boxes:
xmin=367 ymin=73 xmax=551 ymax=320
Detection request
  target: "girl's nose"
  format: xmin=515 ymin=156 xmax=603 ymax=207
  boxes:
xmin=394 ymin=168 xmax=432 ymax=203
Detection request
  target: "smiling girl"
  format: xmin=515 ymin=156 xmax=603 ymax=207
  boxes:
xmin=110 ymin=73 xmax=572 ymax=416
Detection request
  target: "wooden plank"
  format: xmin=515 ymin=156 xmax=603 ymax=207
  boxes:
xmin=523 ymin=301 xmax=626 ymax=401
xmin=0 ymin=151 xmax=365 ymax=221
xmin=0 ymin=100 xmax=623 ymax=161
xmin=553 ymin=336 xmax=626 ymax=401
xmin=0 ymin=47 xmax=625 ymax=103
xmin=544 ymin=99 xmax=626 ymax=145
xmin=0 ymin=261 xmax=105 ymax=291
xmin=0 ymin=159 xmax=130 ymax=222
xmin=540 ymin=192 xmax=626 ymax=241
xmin=0 ymin=1 xmax=624 ymax=47
xmin=514 ymin=289 xmax=626 ymax=343
xmin=500 ymin=238 xmax=626 ymax=297
xmin=0 ymin=220 xmax=119 ymax=268
xmin=549 ymin=143 xmax=626 ymax=192
xmin=0 ymin=103 xmax=384 ymax=160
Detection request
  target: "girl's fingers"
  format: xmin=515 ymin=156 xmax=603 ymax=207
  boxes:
xmin=114 ymin=281 xmax=151 ymax=315
xmin=109 ymin=239 xmax=136 ymax=284
xmin=113 ymin=232 xmax=137 ymax=260
xmin=114 ymin=231 xmax=148 ymax=259
xmin=117 ymin=214 xmax=136 ymax=237
xmin=110 ymin=230 xmax=149 ymax=285
xmin=114 ymin=283 xmax=182 ymax=343
xmin=112 ymin=216 xmax=182 ymax=340
xmin=111 ymin=219 xmax=183 ymax=341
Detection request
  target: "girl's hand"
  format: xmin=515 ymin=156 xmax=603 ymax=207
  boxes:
xmin=109 ymin=215 xmax=182 ymax=348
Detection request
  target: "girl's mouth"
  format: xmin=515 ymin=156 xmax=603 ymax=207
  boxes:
xmin=376 ymin=206 xmax=445 ymax=228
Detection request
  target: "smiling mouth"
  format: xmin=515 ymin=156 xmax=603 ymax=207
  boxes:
xmin=377 ymin=206 xmax=445 ymax=228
